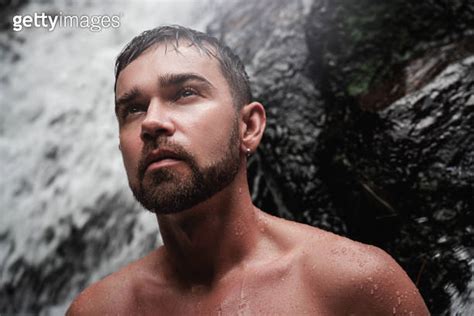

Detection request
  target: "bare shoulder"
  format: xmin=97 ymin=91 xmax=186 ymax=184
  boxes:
xmin=301 ymin=225 xmax=429 ymax=315
xmin=266 ymin=214 xmax=429 ymax=315
xmin=66 ymin=268 xmax=133 ymax=316
xmin=66 ymin=251 xmax=159 ymax=316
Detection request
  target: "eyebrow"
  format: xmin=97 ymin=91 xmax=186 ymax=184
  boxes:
xmin=115 ymin=86 xmax=140 ymax=109
xmin=158 ymin=73 xmax=215 ymax=90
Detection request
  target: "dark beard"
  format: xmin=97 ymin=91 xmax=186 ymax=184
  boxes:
xmin=130 ymin=121 xmax=240 ymax=214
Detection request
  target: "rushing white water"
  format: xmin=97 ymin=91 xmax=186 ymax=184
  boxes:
xmin=0 ymin=0 xmax=218 ymax=314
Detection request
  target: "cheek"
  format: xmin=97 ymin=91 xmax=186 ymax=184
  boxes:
xmin=185 ymin=109 xmax=237 ymax=160
xmin=119 ymin=131 xmax=142 ymax=179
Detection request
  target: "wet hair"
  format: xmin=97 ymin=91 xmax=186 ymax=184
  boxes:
xmin=114 ymin=25 xmax=252 ymax=109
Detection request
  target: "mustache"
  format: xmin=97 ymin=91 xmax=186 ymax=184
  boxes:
xmin=137 ymin=139 xmax=195 ymax=180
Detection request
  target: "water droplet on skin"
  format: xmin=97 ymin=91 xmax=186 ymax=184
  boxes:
xmin=409 ymin=311 xmax=414 ymax=316
xmin=370 ymin=289 xmax=374 ymax=295
xmin=374 ymin=284 xmax=378 ymax=290
xmin=234 ymin=220 xmax=245 ymax=236
xmin=238 ymin=187 xmax=242 ymax=193
xmin=367 ymin=276 xmax=373 ymax=282
xmin=397 ymin=296 xmax=402 ymax=305
xmin=392 ymin=307 xmax=397 ymax=314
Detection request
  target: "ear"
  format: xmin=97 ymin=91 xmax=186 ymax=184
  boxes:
xmin=240 ymin=101 xmax=266 ymax=155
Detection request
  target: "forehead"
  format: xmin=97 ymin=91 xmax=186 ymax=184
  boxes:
xmin=115 ymin=42 xmax=227 ymax=95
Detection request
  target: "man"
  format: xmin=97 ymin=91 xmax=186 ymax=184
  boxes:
xmin=67 ymin=25 xmax=429 ymax=315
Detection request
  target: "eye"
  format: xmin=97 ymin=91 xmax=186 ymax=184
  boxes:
xmin=127 ymin=105 xmax=143 ymax=114
xmin=120 ymin=104 xmax=146 ymax=120
xmin=176 ymin=87 xmax=198 ymax=100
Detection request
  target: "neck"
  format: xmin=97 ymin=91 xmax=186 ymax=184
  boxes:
xmin=155 ymin=168 xmax=259 ymax=287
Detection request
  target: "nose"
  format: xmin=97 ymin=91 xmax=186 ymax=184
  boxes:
xmin=140 ymin=98 xmax=176 ymax=142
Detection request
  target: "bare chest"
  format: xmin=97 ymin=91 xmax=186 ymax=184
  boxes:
xmin=132 ymin=267 xmax=333 ymax=315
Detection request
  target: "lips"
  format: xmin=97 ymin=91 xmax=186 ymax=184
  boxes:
xmin=143 ymin=149 xmax=183 ymax=172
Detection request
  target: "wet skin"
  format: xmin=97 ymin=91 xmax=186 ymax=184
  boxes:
xmin=67 ymin=43 xmax=429 ymax=315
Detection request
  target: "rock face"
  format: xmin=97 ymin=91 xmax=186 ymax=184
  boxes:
xmin=209 ymin=0 xmax=473 ymax=314
xmin=330 ymin=56 xmax=474 ymax=314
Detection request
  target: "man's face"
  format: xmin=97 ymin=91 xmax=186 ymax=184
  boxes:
xmin=115 ymin=43 xmax=241 ymax=214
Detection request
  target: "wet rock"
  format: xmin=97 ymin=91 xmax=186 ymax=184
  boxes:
xmin=333 ymin=56 xmax=473 ymax=314
xmin=310 ymin=0 xmax=474 ymax=313
xmin=306 ymin=0 xmax=474 ymax=109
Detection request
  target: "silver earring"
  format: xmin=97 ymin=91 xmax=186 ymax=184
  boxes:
xmin=246 ymin=148 xmax=251 ymax=157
